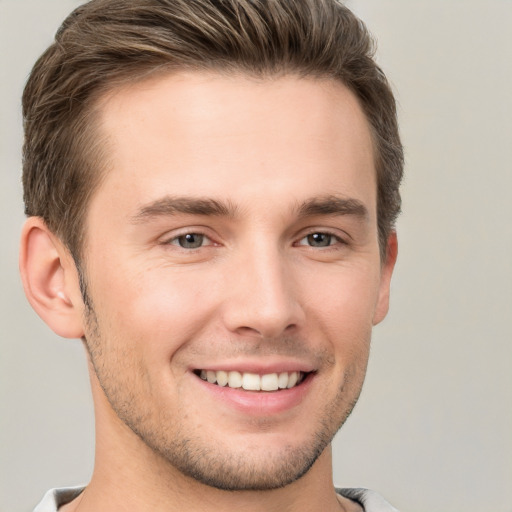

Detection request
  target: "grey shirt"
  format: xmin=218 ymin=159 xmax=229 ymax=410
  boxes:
xmin=33 ymin=486 xmax=399 ymax=511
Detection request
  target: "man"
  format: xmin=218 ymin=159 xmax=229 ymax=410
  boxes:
xmin=20 ymin=0 xmax=403 ymax=511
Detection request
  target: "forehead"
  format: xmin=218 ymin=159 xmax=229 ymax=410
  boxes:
xmin=92 ymin=71 xmax=376 ymax=222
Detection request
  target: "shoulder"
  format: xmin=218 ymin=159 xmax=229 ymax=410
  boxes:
xmin=336 ymin=488 xmax=400 ymax=512
xmin=33 ymin=487 xmax=85 ymax=512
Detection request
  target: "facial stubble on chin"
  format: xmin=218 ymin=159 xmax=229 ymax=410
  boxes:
xmin=79 ymin=276 xmax=368 ymax=491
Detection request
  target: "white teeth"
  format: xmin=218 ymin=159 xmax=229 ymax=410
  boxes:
xmin=228 ymin=370 xmax=242 ymax=388
xmin=198 ymin=370 xmax=305 ymax=391
xmin=242 ymin=373 xmax=260 ymax=391
xmin=278 ymin=372 xmax=289 ymax=389
xmin=261 ymin=373 xmax=279 ymax=391
xmin=287 ymin=372 xmax=298 ymax=389
xmin=216 ymin=370 xmax=228 ymax=387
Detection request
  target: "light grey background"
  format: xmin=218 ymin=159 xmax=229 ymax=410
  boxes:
xmin=1 ymin=1 xmax=511 ymax=511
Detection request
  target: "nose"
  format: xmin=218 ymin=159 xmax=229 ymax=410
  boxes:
xmin=220 ymin=243 xmax=305 ymax=339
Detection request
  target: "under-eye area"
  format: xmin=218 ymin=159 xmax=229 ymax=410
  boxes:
xmin=193 ymin=370 xmax=311 ymax=391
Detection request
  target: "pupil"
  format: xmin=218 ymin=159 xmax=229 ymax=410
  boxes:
xmin=179 ymin=233 xmax=203 ymax=248
xmin=308 ymin=233 xmax=331 ymax=247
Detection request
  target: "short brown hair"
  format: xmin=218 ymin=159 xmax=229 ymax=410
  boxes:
xmin=23 ymin=0 xmax=403 ymax=261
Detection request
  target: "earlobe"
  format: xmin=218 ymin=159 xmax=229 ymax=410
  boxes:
xmin=19 ymin=217 xmax=85 ymax=339
xmin=372 ymin=231 xmax=398 ymax=325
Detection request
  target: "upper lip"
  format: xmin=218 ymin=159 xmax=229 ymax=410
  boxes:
xmin=190 ymin=359 xmax=316 ymax=375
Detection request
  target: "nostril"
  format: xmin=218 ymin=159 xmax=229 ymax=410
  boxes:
xmin=234 ymin=323 xmax=298 ymax=339
xmin=235 ymin=326 xmax=263 ymax=337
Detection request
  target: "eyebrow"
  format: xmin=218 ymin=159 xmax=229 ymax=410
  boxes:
xmin=296 ymin=195 xmax=369 ymax=220
xmin=130 ymin=194 xmax=368 ymax=224
xmin=130 ymin=196 xmax=237 ymax=223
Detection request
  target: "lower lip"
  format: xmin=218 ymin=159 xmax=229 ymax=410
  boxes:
xmin=192 ymin=373 xmax=315 ymax=416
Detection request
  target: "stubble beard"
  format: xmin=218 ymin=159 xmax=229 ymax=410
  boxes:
xmin=81 ymin=291 xmax=367 ymax=491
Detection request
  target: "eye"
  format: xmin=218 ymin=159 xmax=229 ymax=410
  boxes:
xmin=168 ymin=233 xmax=210 ymax=249
xmin=298 ymin=232 xmax=341 ymax=248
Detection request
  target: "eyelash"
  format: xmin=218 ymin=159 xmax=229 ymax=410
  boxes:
xmin=164 ymin=232 xmax=214 ymax=249
xmin=162 ymin=229 xmax=347 ymax=250
xmin=296 ymin=231 xmax=347 ymax=249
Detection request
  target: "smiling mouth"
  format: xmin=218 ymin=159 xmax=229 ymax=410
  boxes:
xmin=194 ymin=370 xmax=308 ymax=391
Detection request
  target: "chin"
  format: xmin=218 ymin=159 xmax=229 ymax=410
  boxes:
xmin=156 ymin=436 xmax=328 ymax=491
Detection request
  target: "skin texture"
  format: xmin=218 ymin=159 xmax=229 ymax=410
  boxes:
xmin=20 ymin=72 xmax=397 ymax=512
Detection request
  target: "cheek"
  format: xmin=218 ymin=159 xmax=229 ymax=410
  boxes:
xmin=90 ymin=262 xmax=221 ymax=359
xmin=302 ymin=262 xmax=381 ymax=330
xmin=299 ymin=263 xmax=378 ymax=375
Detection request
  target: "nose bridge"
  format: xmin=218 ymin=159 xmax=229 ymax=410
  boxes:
xmin=222 ymin=235 xmax=303 ymax=338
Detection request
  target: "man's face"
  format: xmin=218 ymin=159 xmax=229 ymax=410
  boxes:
xmin=81 ymin=72 xmax=394 ymax=490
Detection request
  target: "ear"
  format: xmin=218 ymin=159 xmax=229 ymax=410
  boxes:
xmin=372 ymin=231 xmax=398 ymax=325
xmin=19 ymin=217 xmax=85 ymax=338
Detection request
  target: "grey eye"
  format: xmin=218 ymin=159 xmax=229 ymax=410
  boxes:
xmin=176 ymin=233 xmax=205 ymax=249
xmin=305 ymin=233 xmax=334 ymax=247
